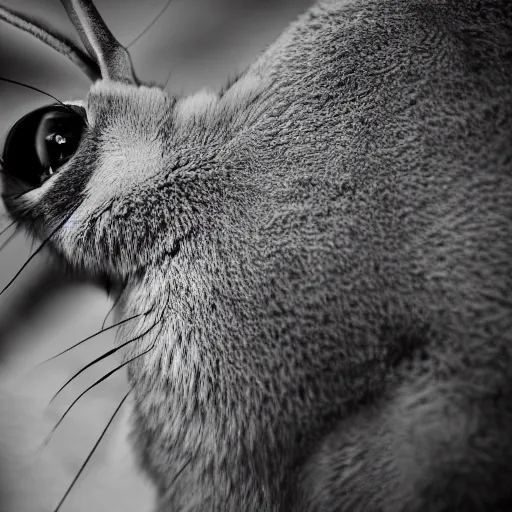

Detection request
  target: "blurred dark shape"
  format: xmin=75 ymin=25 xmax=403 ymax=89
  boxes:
xmin=0 ymin=264 xmax=73 ymax=358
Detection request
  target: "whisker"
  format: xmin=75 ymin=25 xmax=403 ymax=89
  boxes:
xmin=28 ymin=233 xmax=38 ymax=253
xmin=52 ymin=389 xmax=132 ymax=512
xmin=101 ymin=280 xmax=128 ymax=329
xmin=0 ymin=77 xmax=86 ymax=122
xmin=43 ymin=330 xmax=163 ymax=448
xmin=50 ymin=315 xmax=161 ymax=403
xmin=36 ymin=309 xmax=153 ymax=368
xmin=163 ymin=66 xmax=173 ymax=90
xmin=0 ymin=219 xmax=16 ymax=237
xmin=171 ymin=455 xmax=193 ymax=487
xmin=126 ymin=0 xmax=173 ymax=49
xmin=43 ymin=286 xmax=171 ymax=450
xmin=0 ymin=212 xmax=74 ymax=296
xmin=101 ymin=299 xmax=118 ymax=330
xmin=0 ymin=229 xmax=18 ymax=252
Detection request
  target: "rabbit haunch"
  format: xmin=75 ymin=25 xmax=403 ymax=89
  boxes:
xmin=1 ymin=0 xmax=512 ymax=511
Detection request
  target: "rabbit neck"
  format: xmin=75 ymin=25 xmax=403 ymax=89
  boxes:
xmin=115 ymin=243 xmax=292 ymax=509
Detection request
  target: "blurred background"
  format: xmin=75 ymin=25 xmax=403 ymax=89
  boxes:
xmin=0 ymin=0 xmax=312 ymax=510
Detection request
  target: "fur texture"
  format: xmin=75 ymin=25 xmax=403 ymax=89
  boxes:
xmin=3 ymin=0 xmax=512 ymax=510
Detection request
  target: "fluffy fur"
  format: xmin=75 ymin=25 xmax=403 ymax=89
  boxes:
xmin=3 ymin=0 xmax=512 ymax=510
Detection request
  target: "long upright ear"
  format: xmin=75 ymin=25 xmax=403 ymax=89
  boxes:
xmin=0 ymin=0 xmax=136 ymax=84
xmin=0 ymin=5 xmax=101 ymax=81
xmin=59 ymin=0 xmax=137 ymax=84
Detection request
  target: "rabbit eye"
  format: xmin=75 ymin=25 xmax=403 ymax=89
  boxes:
xmin=2 ymin=104 xmax=87 ymax=187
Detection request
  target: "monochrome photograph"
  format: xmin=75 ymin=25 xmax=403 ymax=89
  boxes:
xmin=0 ymin=0 xmax=511 ymax=511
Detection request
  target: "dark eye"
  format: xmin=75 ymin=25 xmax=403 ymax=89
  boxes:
xmin=2 ymin=104 xmax=87 ymax=187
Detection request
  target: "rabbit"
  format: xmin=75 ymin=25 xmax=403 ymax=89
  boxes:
xmin=1 ymin=0 xmax=512 ymax=510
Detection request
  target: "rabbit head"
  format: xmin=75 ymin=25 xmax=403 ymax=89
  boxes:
xmin=1 ymin=1 xmax=512 ymax=511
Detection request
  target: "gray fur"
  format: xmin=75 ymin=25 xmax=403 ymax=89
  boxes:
xmin=2 ymin=0 xmax=512 ymax=510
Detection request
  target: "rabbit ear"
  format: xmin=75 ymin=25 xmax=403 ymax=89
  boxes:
xmin=0 ymin=1 xmax=136 ymax=84
xmin=0 ymin=5 xmax=101 ymax=81
xmin=59 ymin=0 xmax=137 ymax=84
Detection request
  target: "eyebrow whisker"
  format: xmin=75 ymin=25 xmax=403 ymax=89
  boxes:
xmin=126 ymin=0 xmax=173 ymax=49
xmin=0 ymin=77 xmax=86 ymax=122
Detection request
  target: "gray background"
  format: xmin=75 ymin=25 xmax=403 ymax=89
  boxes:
xmin=0 ymin=0 xmax=312 ymax=511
